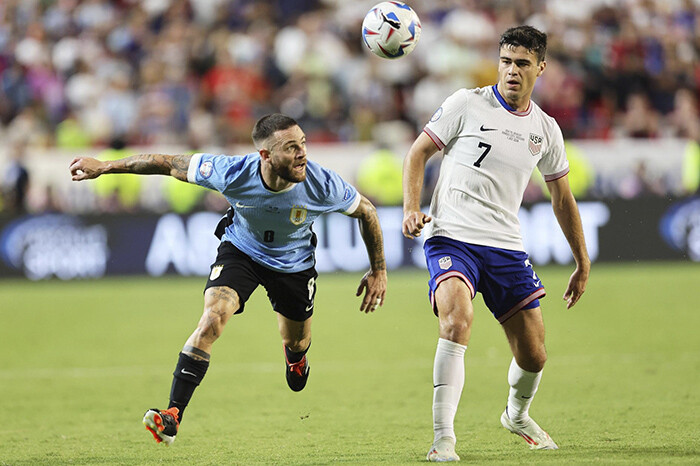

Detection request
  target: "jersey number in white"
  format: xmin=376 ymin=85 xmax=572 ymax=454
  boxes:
xmin=305 ymin=277 xmax=316 ymax=312
xmin=474 ymin=142 xmax=492 ymax=168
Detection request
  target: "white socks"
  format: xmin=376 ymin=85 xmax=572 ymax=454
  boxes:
xmin=506 ymin=357 xmax=542 ymax=422
xmin=432 ymin=338 xmax=467 ymax=442
xmin=432 ymin=344 xmax=543 ymax=441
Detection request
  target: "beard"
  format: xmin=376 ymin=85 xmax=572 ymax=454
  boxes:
xmin=270 ymin=158 xmax=306 ymax=183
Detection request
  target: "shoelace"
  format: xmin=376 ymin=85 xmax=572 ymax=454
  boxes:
xmin=160 ymin=407 xmax=180 ymax=427
xmin=288 ymin=357 xmax=307 ymax=377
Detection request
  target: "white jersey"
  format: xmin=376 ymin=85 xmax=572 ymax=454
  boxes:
xmin=423 ymin=85 xmax=569 ymax=251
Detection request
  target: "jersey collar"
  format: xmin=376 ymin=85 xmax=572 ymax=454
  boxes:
xmin=491 ymin=85 xmax=531 ymax=116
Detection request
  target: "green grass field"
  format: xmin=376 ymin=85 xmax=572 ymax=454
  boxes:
xmin=1 ymin=262 xmax=699 ymax=465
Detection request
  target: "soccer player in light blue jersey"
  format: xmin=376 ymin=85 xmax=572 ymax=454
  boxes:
xmin=403 ymin=27 xmax=590 ymax=461
xmin=70 ymin=114 xmax=387 ymax=446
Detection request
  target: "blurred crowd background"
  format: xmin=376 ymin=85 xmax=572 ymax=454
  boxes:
xmin=1 ymin=0 xmax=700 ymax=215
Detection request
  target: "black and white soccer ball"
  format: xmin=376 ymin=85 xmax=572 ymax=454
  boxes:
xmin=361 ymin=2 xmax=421 ymax=59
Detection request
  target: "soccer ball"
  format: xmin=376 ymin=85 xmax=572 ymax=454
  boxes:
xmin=361 ymin=2 xmax=421 ymax=59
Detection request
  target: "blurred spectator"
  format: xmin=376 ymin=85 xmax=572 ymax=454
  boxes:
xmin=682 ymin=140 xmax=700 ymax=195
xmin=618 ymin=92 xmax=660 ymax=138
xmin=1 ymin=0 xmax=700 ymax=214
xmin=94 ymin=137 xmax=141 ymax=212
xmin=0 ymin=0 xmax=698 ymax=146
xmin=356 ymin=144 xmax=403 ymax=206
xmin=618 ymin=159 xmax=666 ymax=199
xmin=667 ymin=88 xmax=700 ymax=140
xmin=55 ymin=110 xmax=92 ymax=149
xmin=2 ymin=139 xmax=30 ymax=214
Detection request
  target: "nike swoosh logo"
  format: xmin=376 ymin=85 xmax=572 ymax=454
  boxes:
xmin=235 ymin=201 xmax=255 ymax=209
xmin=181 ymin=369 xmax=197 ymax=377
xmin=480 ymin=125 xmax=497 ymax=131
xmin=534 ymin=281 xmax=541 ymax=287
xmin=433 ymin=383 xmax=448 ymax=388
xmin=521 ymin=395 xmax=532 ymax=399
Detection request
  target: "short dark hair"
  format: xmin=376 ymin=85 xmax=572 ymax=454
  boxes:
xmin=499 ymin=26 xmax=547 ymax=63
xmin=251 ymin=113 xmax=299 ymax=148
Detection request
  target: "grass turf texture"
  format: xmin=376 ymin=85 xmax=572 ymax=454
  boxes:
xmin=1 ymin=262 xmax=699 ymax=465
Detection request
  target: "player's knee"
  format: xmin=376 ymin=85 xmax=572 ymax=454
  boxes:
xmin=536 ymin=349 xmax=547 ymax=370
xmin=197 ymin=304 xmax=229 ymax=342
xmin=519 ymin=348 xmax=547 ymax=372
xmin=439 ymin=310 xmax=471 ymax=342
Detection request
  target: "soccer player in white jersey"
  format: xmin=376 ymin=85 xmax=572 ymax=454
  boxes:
xmin=402 ymin=26 xmax=590 ymax=461
xmin=70 ymin=113 xmax=387 ymax=445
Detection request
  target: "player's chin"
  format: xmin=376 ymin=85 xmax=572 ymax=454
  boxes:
xmin=291 ymin=167 xmax=307 ymax=182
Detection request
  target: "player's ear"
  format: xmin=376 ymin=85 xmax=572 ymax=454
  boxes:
xmin=536 ymin=60 xmax=546 ymax=77
xmin=258 ymin=148 xmax=270 ymax=161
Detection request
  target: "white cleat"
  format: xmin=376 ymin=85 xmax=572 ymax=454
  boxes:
xmin=427 ymin=436 xmax=460 ymax=462
xmin=500 ymin=409 xmax=558 ymax=450
xmin=143 ymin=407 xmax=179 ymax=446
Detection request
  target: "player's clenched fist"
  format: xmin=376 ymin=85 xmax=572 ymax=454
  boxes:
xmin=402 ymin=211 xmax=432 ymax=239
xmin=69 ymin=157 xmax=105 ymax=181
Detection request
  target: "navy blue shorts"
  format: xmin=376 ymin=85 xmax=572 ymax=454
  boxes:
xmin=424 ymin=236 xmax=545 ymax=323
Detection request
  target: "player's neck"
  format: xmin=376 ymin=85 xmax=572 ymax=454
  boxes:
xmin=260 ymin=166 xmax=296 ymax=192
xmin=503 ymin=94 xmax=531 ymax=112
xmin=496 ymin=83 xmax=532 ymax=112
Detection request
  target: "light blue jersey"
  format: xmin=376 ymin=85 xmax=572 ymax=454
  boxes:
xmin=187 ymin=152 xmax=360 ymax=273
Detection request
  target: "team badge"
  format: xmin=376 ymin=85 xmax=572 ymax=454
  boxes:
xmin=430 ymin=107 xmax=443 ymax=122
xmin=199 ymin=161 xmax=213 ymax=178
xmin=438 ymin=256 xmax=452 ymax=270
xmin=290 ymin=206 xmax=307 ymax=225
xmin=343 ymin=187 xmax=352 ymax=201
xmin=528 ymin=133 xmax=543 ymax=156
xmin=210 ymin=264 xmax=223 ymax=280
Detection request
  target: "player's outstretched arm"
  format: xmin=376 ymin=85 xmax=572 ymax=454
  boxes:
xmin=546 ymin=175 xmax=591 ymax=309
xmin=402 ymin=132 xmax=437 ymax=239
xmin=70 ymin=154 xmax=193 ymax=182
xmin=348 ymin=195 xmax=387 ymax=313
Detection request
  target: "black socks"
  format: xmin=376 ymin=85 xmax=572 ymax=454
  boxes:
xmin=284 ymin=343 xmax=310 ymax=364
xmin=168 ymin=352 xmax=209 ymax=422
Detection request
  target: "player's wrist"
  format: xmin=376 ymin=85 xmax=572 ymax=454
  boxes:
xmin=101 ymin=161 xmax=115 ymax=175
xmin=576 ymin=256 xmax=591 ymax=270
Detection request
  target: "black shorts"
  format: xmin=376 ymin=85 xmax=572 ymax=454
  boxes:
xmin=205 ymin=241 xmax=318 ymax=322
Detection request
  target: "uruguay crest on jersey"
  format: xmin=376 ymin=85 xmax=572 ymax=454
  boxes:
xmin=290 ymin=205 xmax=307 ymax=225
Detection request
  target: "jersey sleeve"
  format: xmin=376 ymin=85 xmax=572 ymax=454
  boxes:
xmin=537 ymin=121 xmax=570 ymax=182
xmin=187 ymin=153 xmax=247 ymax=192
xmin=321 ymin=167 xmax=360 ymax=215
xmin=423 ymin=89 xmax=468 ymax=150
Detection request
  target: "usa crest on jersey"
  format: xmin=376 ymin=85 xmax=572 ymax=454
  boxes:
xmin=528 ymin=133 xmax=543 ymax=155
xmin=290 ymin=206 xmax=307 ymax=225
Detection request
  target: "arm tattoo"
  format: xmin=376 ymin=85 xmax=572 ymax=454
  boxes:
xmin=352 ymin=197 xmax=386 ymax=271
xmin=110 ymin=154 xmax=192 ymax=181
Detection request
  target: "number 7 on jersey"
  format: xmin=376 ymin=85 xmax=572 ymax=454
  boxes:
xmin=473 ymin=142 xmax=492 ymax=168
